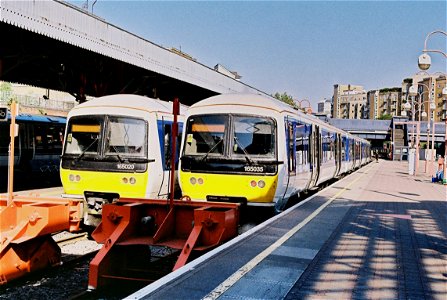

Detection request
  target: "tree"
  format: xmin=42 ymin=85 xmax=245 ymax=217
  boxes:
xmin=273 ymin=92 xmax=296 ymax=107
xmin=0 ymin=82 xmax=12 ymax=93
xmin=378 ymin=114 xmax=393 ymax=120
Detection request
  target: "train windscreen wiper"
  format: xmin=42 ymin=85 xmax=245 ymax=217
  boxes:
xmin=75 ymin=137 xmax=99 ymax=162
xmin=200 ymin=138 xmax=224 ymax=162
xmin=110 ymin=146 xmax=124 ymax=163
xmin=234 ymin=137 xmax=254 ymax=165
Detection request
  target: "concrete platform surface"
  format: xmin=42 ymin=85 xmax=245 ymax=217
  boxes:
xmin=127 ymin=160 xmax=447 ymax=299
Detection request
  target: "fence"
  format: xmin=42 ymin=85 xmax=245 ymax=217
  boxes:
xmin=0 ymin=91 xmax=76 ymax=112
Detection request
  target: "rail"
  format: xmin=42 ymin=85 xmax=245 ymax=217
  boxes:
xmin=0 ymin=91 xmax=76 ymax=112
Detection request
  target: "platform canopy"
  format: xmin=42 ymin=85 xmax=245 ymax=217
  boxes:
xmin=0 ymin=0 xmax=265 ymax=105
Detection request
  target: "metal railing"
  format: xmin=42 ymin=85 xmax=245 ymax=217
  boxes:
xmin=0 ymin=91 xmax=76 ymax=111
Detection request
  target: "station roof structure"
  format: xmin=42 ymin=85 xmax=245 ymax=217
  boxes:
xmin=0 ymin=0 xmax=266 ymax=105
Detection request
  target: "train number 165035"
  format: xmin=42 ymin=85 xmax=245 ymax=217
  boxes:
xmin=244 ymin=166 xmax=264 ymax=173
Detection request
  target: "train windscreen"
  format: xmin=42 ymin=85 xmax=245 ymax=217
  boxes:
xmin=184 ymin=114 xmax=275 ymax=158
xmin=65 ymin=117 xmax=102 ymax=155
xmin=104 ymin=117 xmax=147 ymax=158
xmin=64 ymin=116 xmax=147 ymax=159
xmin=232 ymin=116 xmax=275 ymax=157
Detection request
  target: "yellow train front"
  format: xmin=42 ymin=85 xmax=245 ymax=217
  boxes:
xmin=60 ymin=94 xmax=184 ymax=226
xmin=178 ymin=94 xmax=290 ymax=212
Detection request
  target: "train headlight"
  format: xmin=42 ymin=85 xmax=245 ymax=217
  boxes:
xmin=122 ymin=177 xmax=128 ymax=184
xmin=258 ymin=180 xmax=265 ymax=188
xmin=250 ymin=180 xmax=257 ymax=188
xmin=75 ymin=175 xmax=81 ymax=182
xmin=197 ymin=178 xmax=204 ymax=185
xmin=129 ymin=177 xmax=136 ymax=184
xmin=190 ymin=177 xmax=197 ymax=185
xmin=69 ymin=174 xmax=75 ymax=182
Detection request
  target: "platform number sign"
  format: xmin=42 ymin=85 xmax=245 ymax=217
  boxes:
xmin=0 ymin=105 xmax=8 ymax=121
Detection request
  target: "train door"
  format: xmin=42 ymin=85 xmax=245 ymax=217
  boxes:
xmin=341 ymin=136 xmax=349 ymax=173
xmin=284 ymin=119 xmax=296 ymax=198
xmin=295 ymin=121 xmax=312 ymax=190
xmin=309 ymin=125 xmax=320 ymax=188
xmin=350 ymin=138 xmax=355 ymax=169
xmin=335 ymin=133 xmax=341 ymax=176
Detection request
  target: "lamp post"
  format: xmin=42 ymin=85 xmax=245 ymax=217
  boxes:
xmin=297 ymin=99 xmax=312 ymax=114
xmin=409 ymin=82 xmax=436 ymax=174
xmin=404 ymin=87 xmax=433 ymax=175
xmin=418 ymin=30 xmax=447 ymax=183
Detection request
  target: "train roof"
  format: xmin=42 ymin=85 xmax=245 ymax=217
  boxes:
xmin=189 ymin=93 xmax=299 ymax=114
xmin=69 ymin=94 xmax=187 ymax=115
xmin=189 ymin=94 xmax=370 ymax=144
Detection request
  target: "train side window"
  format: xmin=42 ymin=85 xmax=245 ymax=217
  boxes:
xmin=164 ymin=124 xmax=172 ymax=170
xmin=34 ymin=124 xmax=48 ymax=154
xmin=341 ymin=137 xmax=347 ymax=161
xmin=46 ymin=125 xmax=64 ymax=155
xmin=163 ymin=123 xmax=182 ymax=171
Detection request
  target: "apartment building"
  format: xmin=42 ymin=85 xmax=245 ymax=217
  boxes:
xmin=332 ymin=84 xmax=366 ymax=119
xmin=367 ymin=88 xmax=402 ymax=120
xmin=419 ymin=75 xmax=446 ymax=122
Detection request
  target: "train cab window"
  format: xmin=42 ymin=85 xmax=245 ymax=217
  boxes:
xmin=184 ymin=115 xmax=226 ymax=156
xmin=232 ymin=116 xmax=275 ymax=157
xmin=105 ymin=117 xmax=147 ymax=158
xmin=65 ymin=117 xmax=102 ymax=155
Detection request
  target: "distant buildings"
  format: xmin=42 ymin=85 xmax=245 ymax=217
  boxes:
xmin=332 ymin=73 xmax=446 ymax=122
xmin=332 ymin=84 xmax=366 ymax=119
xmin=367 ymin=88 xmax=401 ymax=120
xmin=317 ymin=99 xmax=332 ymax=116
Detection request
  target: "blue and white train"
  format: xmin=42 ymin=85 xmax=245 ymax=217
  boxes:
xmin=178 ymin=94 xmax=370 ymax=212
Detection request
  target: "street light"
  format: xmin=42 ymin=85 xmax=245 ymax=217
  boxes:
xmin=404 ymin=87 xmax=434 ymax=175
xmin=418 ymin=30 xmax=447 ymax=183
xmin=297 ymin=99 xmax=312 ymax=114
xmin=408 ymin=83 xmax=436 ymax=173
xmin=418 ymin=53 xmax=432 ymax=70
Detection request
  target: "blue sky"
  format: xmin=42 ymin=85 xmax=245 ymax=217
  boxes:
xmin=72 ymin=0 xmax=446 ymax=109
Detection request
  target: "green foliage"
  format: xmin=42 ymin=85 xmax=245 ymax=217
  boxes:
xmin=378 ymin=114 xmax=393 ymax=120
xmin=273 ymin=92 xmax=296 ymax=107
xmin=379 ymin=87 xmax=401 ymax=93
xmin=0 ymin=82 xmax=12 ymax=92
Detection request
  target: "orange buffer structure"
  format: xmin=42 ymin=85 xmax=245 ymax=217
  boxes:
xmin=88 ymin=198 xmax=240 ymax=290
xmin=0 ymin=195 xmax=81 ymax=284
